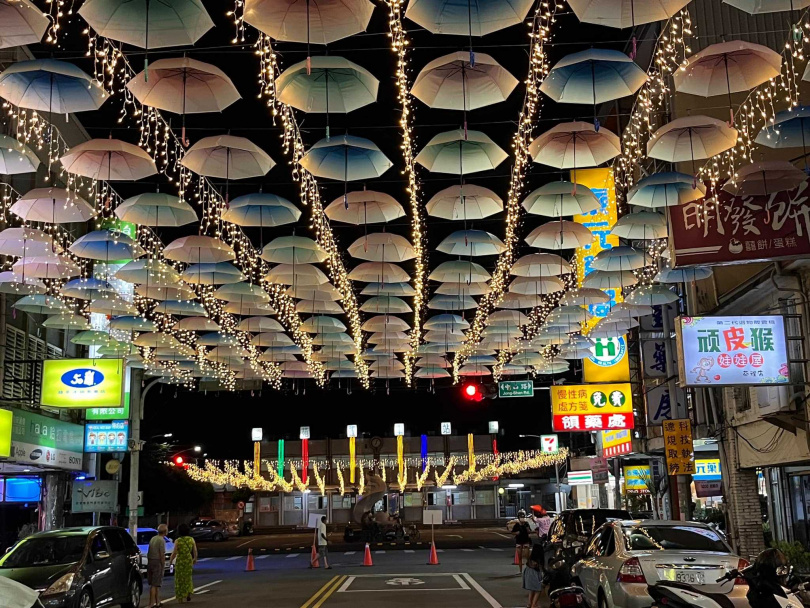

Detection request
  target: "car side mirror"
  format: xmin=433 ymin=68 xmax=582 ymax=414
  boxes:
xmin=94 ymin=551 xmax=110 ymax=561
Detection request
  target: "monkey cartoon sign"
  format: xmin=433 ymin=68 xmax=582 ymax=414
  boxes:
xmin=676 ymin=316 xmax=790 ymax=386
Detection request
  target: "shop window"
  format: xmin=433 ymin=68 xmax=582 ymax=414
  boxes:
xmin=331 ymin=494 xmax=352 ymax=509
xmin=283 ymin=495 xmax=303 ymax=510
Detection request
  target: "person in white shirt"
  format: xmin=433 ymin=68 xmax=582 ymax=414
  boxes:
xmin=310 ymin=516 xmax=331 ymax=569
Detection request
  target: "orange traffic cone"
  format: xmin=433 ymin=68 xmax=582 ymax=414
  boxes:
xmin=363 ymin=542 xmax=373 ymax=566
xmin=513 ymin=546 xmax=521 ymax=565
xmin=245 ymin=548 xmax=255 ymax=572
xmin=427 ymin=541 xmax=439 ymax=565
xmin=310 ymin=544 xmax=320 ymax=568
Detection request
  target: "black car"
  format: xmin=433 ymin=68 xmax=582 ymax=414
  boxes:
xmin=0 ymin=526 xmax=142 ymax=608
xmin=542 ymin=508 xmax=631 ymax=569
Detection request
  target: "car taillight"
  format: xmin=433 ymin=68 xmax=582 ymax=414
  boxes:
xmin=735 ymin=558 xmax=750 ymax=585
xmin=617 ymin=557 xmax=646 ymax=584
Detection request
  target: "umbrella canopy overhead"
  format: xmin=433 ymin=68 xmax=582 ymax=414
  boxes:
xmin=0 ymin=227 xmax=58 ymax=257
xmin=647 ymin=115 xmax=738 ymax=162
xmin=426 ymin=184 xmax=503 ymax=220
xmin=0 ymin=59 xmax=105 ymax=113
xmin=300 ymin=134 xmax=392 ymax=181
xmin=348 ymin=261 xmax=410 ymax=283
xmin=348 ymin=233 xmax=416 ymax=262
xmin=512 ymin=253 xmax=572 ymax=277
xmin=530 ymin=121 xmax=621 ymax=168
xmin=276 ymin=56 xmax=378 ymax=113
xmin=163 ymin=235 xmax=236 ymax=263
xmin=0 ymin=271 xmax=46 ymax=295
xmin=415 ymin=129 xmax=507 ymax=174
xmin=180 ymin=135 xmax=275 ymax=179
xmin=60 ymin=138 xmax=158 ymax=181
xmin=724 ymin=0 xmax=810 ymax=13
xmin=0 ymin=0 xmax=49 ymax=49
xmin=437 ymin=229 xmax=505 ymax=256
xmin=260 ymin=236 xmax=327 ymax=264
xmin=324 ymin=190 xmax=405 ymax=224
xmin=245 ymin=0 xmax=375 ymax=44
xmin=69 ymin=229 xmax=145 ymax=261
xmin=522 ymin=181 xmax=600 ymax=216
xmin=222 ymin=193 xmax=301 ymax=227
xmin=115 ymin=259 xmax=181 ymax=283
xmin=525 ymin=220 xmax=592 ymax=249
xmin=11 ymin=188 xmax=95 ymax=223
xmin=755 ymin=106 xmax=810 ymax=149
xmin=405 ymin=0 xmax=534 ymax=36
xmin=568 ymin=0 xmax=691 ymax=28
xmin=627 ymin=172 xmax=707 ymax=207
xmin=611 ymin=211 xmax=668 ymax=239
xmin=722 ymin=161 xmax=807 ymax=196
xmin=412 ymin=51 xmax=518 ymax=110
xmin=0 ymin=134 xmax=40 ymax=174
xmin=181 ymin=262 xmax=245 ymax=285
xmin=78 ymin=0 xmax=214 ymax=48
xmin=265 ymin=263 xmax=329 ymax=286
xmin=13 ymin=254 xmax=80 ymax=279
xmin=115 ymin=192 xmax=198 ymax=227
xmin=541 ymin=49 xmax=647 ymax=104
xmin=429 ymin=260 xmax=491 ymax=282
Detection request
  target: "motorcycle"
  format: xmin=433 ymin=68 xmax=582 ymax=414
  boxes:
xmin=648 ymin=549 xmax=805 ymax=608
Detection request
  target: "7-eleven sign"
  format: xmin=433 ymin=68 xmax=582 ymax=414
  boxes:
xmin=540 ymin=434 xmax=559 ymax=454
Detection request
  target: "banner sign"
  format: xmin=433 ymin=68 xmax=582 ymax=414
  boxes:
xmin=694 ymin=458 xmax=722 ymax=481
xmin=623 ymin=465 xmax=651 ymax=494
xmin=540 ymin=434 xmax=559 ymax=453
xmin=41 ymin=359 xmax=125 ymax=408
xmin=646 ymin=383 xmax=687 ymax=425
xmin=9 ymin=410 xmax=84 ymax=471
xmin=670 ymin=181 xmax=810 ymax=268
xmin=572 ymin=168 xmax=622 ymax=333
xmin=71 ymin=479 xmax=117 ymax=513
xmin=663 ymin=418 xmax=695 ymax=475
xmin=591 ymin=457 xmax=609 ymax=484
xmin=85 ymin=421 xmax=129 ymax=453
xmin=642 ymin=340 xmax=670 ymax=378
xmin=498 ymin=380 xmax=534 ymax=398
xmin=600 ymin=429 xmax=632 ymax=457
xmin=552 ymin=383 xmax=634 ymax=431
xmin=640 ymin=304 xmax=677 ymax=332
xmin=568 ymin=470 xmax=594 ymax=485
xmin=695 ymin=480 xmax=724 ymax=498
xmin=677 ymin=316 xmax=789 ymax=386
xmin=0 ymin=409 xmax=11 ymax=458
xmin=584 ymin=336 xmax=630 ymax=383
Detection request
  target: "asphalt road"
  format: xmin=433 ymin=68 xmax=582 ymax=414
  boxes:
xmin=144 ymin=548 xmax=547 ymax=608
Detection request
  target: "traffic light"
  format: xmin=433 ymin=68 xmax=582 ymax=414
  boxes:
xmin=463 ymin=383 xmax=483 ymax=402
xmin=174 ymin=456 xmax=184 ymax=466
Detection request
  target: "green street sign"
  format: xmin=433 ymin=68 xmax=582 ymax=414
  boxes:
xmin=126 ymin=506 xmax=145 ymax=516
xmin=498 ymin=380 xmax=534 ymax=398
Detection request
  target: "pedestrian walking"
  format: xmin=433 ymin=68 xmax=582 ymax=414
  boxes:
xmin=532 ymin=506 xmax=552 ymax=540
xmin=522 ymin=544 xmax=544 ymax=608
xmin=512 ymin=509 xmax=532 ymax=575
xmin=147 ymin=524 xmax=168 ymax=608
xmin=310 ymin=515 xmax=331 ymax=569
xmin=170 ymin=523 xmax=198 ymax=602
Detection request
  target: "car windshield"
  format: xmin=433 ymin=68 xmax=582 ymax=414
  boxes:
xmin=137 ymin=531 xmax=157 ymax=545
xmin=623 ymin=525 xmax=729 ymax=552
xmin=569 ymin=510 xmax=630 ymax=536
xmin=0 ymin=535 xmax=87 ymax=568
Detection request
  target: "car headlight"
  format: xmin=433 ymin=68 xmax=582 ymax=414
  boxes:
xmin=42 ymin=573 xmax=75 ymax=597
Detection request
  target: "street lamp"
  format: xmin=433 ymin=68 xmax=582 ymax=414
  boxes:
xmin=520 ymin=434 xmax=562 ymax=511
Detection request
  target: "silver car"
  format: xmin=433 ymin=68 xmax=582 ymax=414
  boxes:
xmin=571 ymin=520 xmax=750 ymax=608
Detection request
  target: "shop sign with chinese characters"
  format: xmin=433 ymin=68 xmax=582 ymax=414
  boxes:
xmin=663 ymin=419 xmax=695 ymax=475
xmin=600 ymin=429 xmax=632 ymax=457
xmin=676 ymin=316 xmax=789 ymax=386
xmin=40 ymin=359 xmax=124 ymax=408
xmin=623 ymin=465 xmax=651 ymax=494
xmin=669 ymin=181 xmax=810 ymax=267
xmin=694 ymin=458 xmax=722 ymax=480
xmin=551 ymin=383 xmax=634 ymax=432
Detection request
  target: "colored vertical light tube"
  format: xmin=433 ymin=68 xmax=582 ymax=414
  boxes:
xmin=397 ymin=435 xmax=404 ymax=479
xmin=420 ymin=434 xmax=428 ymax=471
xmin=468 ymin=434 xmax=475 ymax=472
xmin=253 ymin=441 xmax=261 ymax=478
xmin=492 ymin=438 xmax=499 ymax=481
xmin=349 ymin=436 xmax=356 ymax=483
xmin=302 ymin=439 xmax=309 ymax=484
xmin=277 ymin=439 xmax=285 ymax=477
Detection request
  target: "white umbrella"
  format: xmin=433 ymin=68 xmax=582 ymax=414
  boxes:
xmin=405 ymin=0 xmax=534 ymax=36
xmin=11 ymin=188 xmax=95 ymax=223
xmin=360 ymin=282 xmax=415 ymax=296
xmin=297 ymin=299 xmax=344 ymax=314
xmin=0 ymin=59 xmax=105 ymax=114
xmin=348 ymin=233 xmax=416 ymax=262
xmin=522 ymin=181 xmax=600 ymax=216
xmin=511 ymin=252 xmax=571 ymax=276
xmin=428 ymin=294 xmax=477 ymax=310
xmin=361 ymin=315 xmax=410 ymax=333
xmin=560 ymin=288 xmax=610 ymax=306
xmin=245 ymin=0 xmax=374 ymax=44
xmin=611 ymin=211 xmax=667 ymax=239
xmin=437 ymin=229 xmax=505 ymax=256
xmin=0 ymin=0 xmax=48 ymax=49
xmin=13 ymin=254 xmax=80 ymax=279
xmin=60 ymin=138 xmax=157 ymax=181
xmin=524 ymin=220 xmax=592 ymax=249
xmin=592 ymin=246 xmax=651 ymax=271
xmin=656 ymin=267 xmax=713 ymax=282
xmin=627 ymin=172 xmax=707 ymax=207
xmin=88 ymin=297 xmax=138 ymax=316
xmin=722 ymin=161 xmax=807 ymax=196
xmin=435 ymin=281 xmax=490 ymax=296
xmin=324 ymin=190 xmax=404 ymax=224
xmin=361 ymin=296 xmax=412 ymax=314
xmin=367 ymin=331 xmax=409 ymax=344
xmin=42 ymin=313 xmax=90 ymax=330
xmin=239 ymin=317 xmax=285 ymax=332
xmin=153 ymin=300 xmax=207 ymax=316
xmin=222 ymin=193 xmax=301 ymax=227
xmin=415 ymin=367 xmax=451 ymax=379
xmin=214 ymin=282 xmax=270 ymax=304
xmin=725 ymin=0 xmax=810 ymax=12
xmin=223 ymin=301 xmax=276 ymax=316
xmin=568 ymin=0 xmax=690 ymax=28
xmin=541 ymin=49 xmax=646 ymax=106
xmin=647 ymin=115 xmax=737 ymax=171
xmin=625 ymin=284 xmax=679 ymax=305
xmin=426 ymin=184 xmax=502 ymax=220
xmin=348 ymin=262 xmax=410 ymax=283
xmin=163 ymin=235 xmax=236 ymax=264
xmin=0 ymin=134 xmax=39 ymax=174
xmin=286 ymin=284 xmax=342 ymax=300
xmin=0 ymin=227 xmax=57 ymax=257
xmin=265 ymin=263 xmax=329 ymax=286
xmin=260 ymin=236 xmax=327 ymax=264
xmin=300 ymin=134 xmax=392 ymax=181
xmin=583 ymin=269 xmax=637 ymax=289
xmin=60 ymin=278 xmax=114 ymax=299
xmin=529 ymin=121 xmax=621 ymax=169
xmin=115 ymin=192 xmax=198 ymax=227
xmin=0 ymin=271 xmax=46 ymax=295
xmin=13 ymin=294 xmax=67 ymax=314
xmin=69 ymin=229 xmax=145 ymax=261
xmin=498 ymin=292 xmax=547 ymax=309
xmin=301 ymin=315 xmax=346 ymax=333
xmin=429 ymin=260 xmax=491 ymax=282
xmin=174 ymin=317 xmax=221 ymax=332
xmin=415 ymin=129 xmax=507 ymax=174
xmin=115 ymin=259 xmax=180 ymax=284
xmin=135 ymin=282 xmax=195 ymax=301
xmin=182 ymin=262 xmax=245 ymax=285
xmin=508 ymin=276 xmax=565 ymax=295
xmin=548 ymin=305 xmax=592 ymax=322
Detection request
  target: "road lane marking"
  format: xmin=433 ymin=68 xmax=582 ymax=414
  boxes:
xmin=461 ymin=573 xmax=502 ymax=608
xmin=163 ymin=579 xmax=223 ymax=603
xmin=461 ymin=549 xmax=474 ymax=552
xmin=237 ymin=538 xmax=259 ymax=548
xmin=300 ymin=575 xmax=339 ymax=608
xmin=337 ymin=576 xmax=355 ymax=592
xmin=489 ymin=548 xmax=505 ymax=551
xmin=311 ymin=576 xmax=347 ymax=608
xmin=286 ymin=553 xmax=299 ymax=558
xmin=196 ymin=557 xmax=212 ymax=562
xmin=491 ymin=532 xmax=512 ymax=539
xmin=225 ymin=556 xmax=241 ymax=561
xmin=404 ymin=550 xmax=414 ymax=553
xmin=453 ymin=574 xmax=471 ymax=590
xmin=257 ymin=555 xmax=270 ymax=559
xmin=375 ymin=550 xmax=385 ymax=554
xmin=448 ymin=534 xmax=463 ymax=538
xmin=344 ymin=551 xmax=356 ymax=555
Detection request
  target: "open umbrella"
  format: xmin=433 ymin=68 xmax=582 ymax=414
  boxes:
xmin=11 ymin=188 xmax=95 ymax=223
xmin=360 ymin=282 xmax=415 ymax=296
xmin=560 ymin=287 xmax=610 ymax=306
xmin=647 ymin=115 xmax=737 ymax=174
xmin=611 ymin=211 xmax=667 ymax=239
xmin=287 ymin=283 xmax=342 ymax=300
xmin=429 ymin=294 xmax=477 ymax=310
xmin=348 ymin=261 xmax=410 ymax=283
xmin=265 ymin=263 xmax=329 ymax=286
xmin=301 ymin=315 xmax=346 ymax=333
xmin=724 ymin=0 xmax=810 ymax=12
xmin=163 ymin=235 xmax=236 ymax=264
xmin=42 ymin=314 xmax=90 ymax=330
xmin=437 ymin=229 xmax=505 ymax=256
xmin=260 ymin=236 xmax=327 ymax=264
xmin=429 ymin=260 xmax=491 ymax=282
xmin=405 ymin=0 xmax=533 ymax=36
xmin=425 ymin=314 xmax=469 ymax=330
xmin=181 ymin=262 xmax=245 ymax=285
xmin=276 ymin=56 xmax=378 ymax=139
xmin=509 ymin=276 xmax=565 ymax=295
xmin=214 ymin=281 xmax=270 ymax=304
xmin=592 ymin=246 xmax=650 ymax=271
xmin=568 ymin=0 xmax=690 ymax=28
xmin=115 ymin=192 xmax=198 ymax=226
xmin=0 ymin=0 xmax=49 ymax=50
xmin=756 ymin=106 xmax=810 ymax=172
xmin=583 ymin=269 xmax=637 ymax=289
xmin=0 ymin=134 xmax=39 ymax=174
xmin=627 ymin=171 xmax=706 ymax=207
xmin=69 ymin=229 xmax=145 ymax=261
xmin=13 ymin=255 xmax=80 ymax=279
xmin=324 ymin=190 xmax=404 ymax=224
xmin=529 ymin=121 xmax=620 ymax=168
xmin=348 ymin=233 xmax=415 ymax=262
xmin=511 ymin=252 xmax=571 ymax=277
xmin=296 ymin=299 xmax=344 ymax=314
xmin=126 ymin=57 xmax=240 ymax=145
xmin=361 ymin=296 xmax=412 ymax=314
xmin=674 ymin=41 xmax=782 ymax=124
xmin=153 ymin=300 xmax=206 ymax=315
xmin=115 ymin=259 xmax=180 ymax=283
xmin=88 ymin=297 xmax=138 ymax=316
xmin=223 ymin=301 xmax=275 ymax=316
xmin=0 ymin=59 xmax=105 ymax=114
xmin=222 ymin=193 xmax=300 ymax=228
xmin=625 ymin=284 xmax=678 ymax=305
xmin=522 ymin=181 xmax=600 ymax=216
xmin=722 ymin=160 xmax=807 ymax=196
xmin=426 ymin=184 xmax=502 ymax=220
xmin=300 ymin=134 xmax=392 ymax=180
xmin=415 ymin=129 xmax=507 ymax=173
xmin=239 ymin=316 xmax=285 ymax=332
xmin=0 ymin=227 xmax=57 ymax=257
xmin=435 ymin=281 xmax=490 ymax=296
xmin=524 ymin=220 xmax=592 ymax=249
xmin=60 ymin=278 xmax=114 ymax=300
xmin=0 ymin=271 xmax=46 ymax=295
xmin=13 ymin=294 xmax=67 ymax=315
xmin=60 ymin=138 xmax=157 ymax=181
xmin=135 ymin=281 xmax=195 ymax=300
xmin=656 ymin=266 xmax=713 ymax=283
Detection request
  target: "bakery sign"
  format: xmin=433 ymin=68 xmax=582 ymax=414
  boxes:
xmin=676 ymin=316 xmax=790 ymax=386
xmin=669 ymin=181 xmax=810 ymax=267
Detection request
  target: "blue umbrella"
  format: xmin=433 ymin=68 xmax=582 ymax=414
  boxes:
xmin=627 ymin=172 xmax=707 ymax=208
xmin=0 ymin=59 xmax=105 ymax=114
xmin=68 ymin=229 xmax=145 ymax=261
xmin=756 ymin=106 xmax=810 ymax=171
xmin=110 ymin=315 xmax=157 ymax=332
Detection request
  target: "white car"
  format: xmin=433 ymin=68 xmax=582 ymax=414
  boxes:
xmin=572 ymin=520 xmax=749 ymax=608
xmin=136 ymin=528 xmax=175 ymax=575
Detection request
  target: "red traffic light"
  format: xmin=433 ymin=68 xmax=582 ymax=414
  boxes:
xmin=174 ymin=456 xmax=184 ymax=465
xmin=463 ymin=383 xmax=483 ymax=402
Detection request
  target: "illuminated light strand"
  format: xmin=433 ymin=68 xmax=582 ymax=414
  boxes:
xmin=385 ymin=0 xmax=427 ymax=386
xmin=434 ymin=455 xmax=456 ymax=487
xmin=454 ymin=2 xmax=559 ymax=382
xmin=313 ymin=463 xmax=326 ymax=495
xmin=336 ymin=464 xmax=345 ymax=495
xmin=255 ymin=33 xmax=370 ymax=387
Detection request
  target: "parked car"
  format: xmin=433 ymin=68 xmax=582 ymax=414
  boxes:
xmin=135 ymin=528 xmax=174 ymax=575
xmin=543 ymin=508 xmax=631 ymax=569
xmin=571 ymin=520 xmax=750 ymax=608
xmin=0 ymin=526 xmax=142 ymax=608
xmin=188 ymin=519 xmax=231 ymax=542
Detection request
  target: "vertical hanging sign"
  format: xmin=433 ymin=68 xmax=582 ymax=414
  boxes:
xmin=277 ymin=439 xmax=285 ymax=478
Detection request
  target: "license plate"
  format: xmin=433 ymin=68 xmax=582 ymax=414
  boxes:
xmin=675 ymin=572 xmax=705 ymax=585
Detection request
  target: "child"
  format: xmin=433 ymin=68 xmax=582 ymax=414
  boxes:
xmin=523 ymin=543 xmax=544 ymax=608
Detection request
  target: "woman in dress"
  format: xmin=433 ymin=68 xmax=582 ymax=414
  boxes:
xmin=522 ymin=543 xmax=544 ymax=608
xmin=170 ymin=523 xmax=197 ymax=602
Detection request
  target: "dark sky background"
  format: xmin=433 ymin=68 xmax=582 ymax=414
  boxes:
xmin=28 ymin=1 xmax=643 ymax=458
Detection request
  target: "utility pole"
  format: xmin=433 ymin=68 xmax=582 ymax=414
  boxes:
xmin=127 ymin=370 xmax=161 ymax=540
